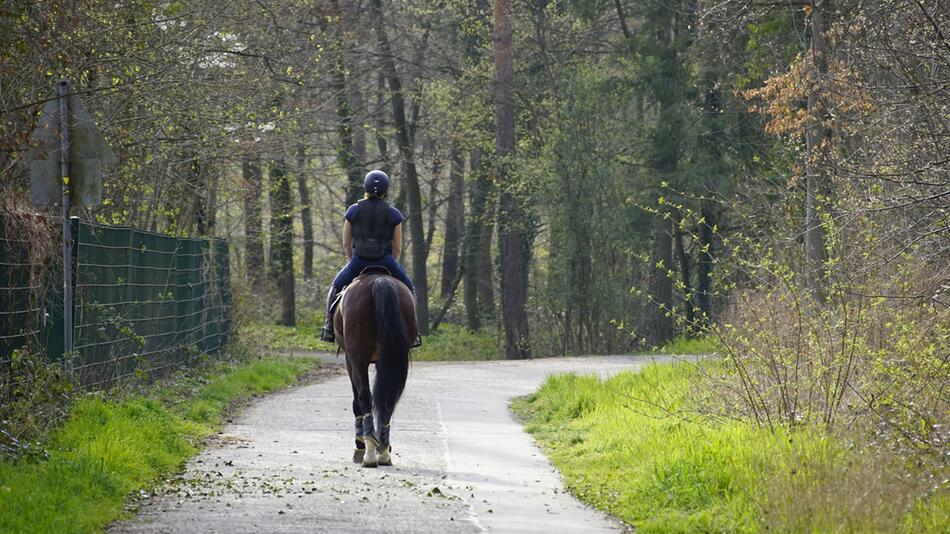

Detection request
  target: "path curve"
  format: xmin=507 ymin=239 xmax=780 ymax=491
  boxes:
xmin=112 ymin=354 xmax=670 ymax=533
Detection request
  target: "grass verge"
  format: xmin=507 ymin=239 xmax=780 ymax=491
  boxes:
xmin=0 ymin=355 xmax=319 ymax=533
xmin=514 ymin=363 xmax=949 ymax=532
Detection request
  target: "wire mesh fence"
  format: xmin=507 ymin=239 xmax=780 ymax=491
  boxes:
xmin=0 ymin=209 xmax=56 ymax=399
xmin=1 ymin=214 xmax=231 ymax=397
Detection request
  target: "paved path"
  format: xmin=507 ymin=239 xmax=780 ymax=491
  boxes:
xmin=112 ymin=354 xmax=670 ymax=533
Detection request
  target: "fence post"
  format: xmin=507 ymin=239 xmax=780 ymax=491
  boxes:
xmin=57 ymin=82 xmax=75 ymax=376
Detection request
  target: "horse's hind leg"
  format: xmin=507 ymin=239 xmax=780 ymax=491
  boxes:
xmin=353 ymin=361 xmax=379 ymax=468
xmin=352 ymin=401 xmax=366 ymax=464
xmin=346 ymin=360 xmax=366 ymax=464
xmin=377 ymin=418 xmax=392 ymax=466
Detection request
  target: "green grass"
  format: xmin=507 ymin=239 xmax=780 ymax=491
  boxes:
xmin=515 ymin=363 xmax=950 ymax=532
xmin=245 ymin=319 xmax=502 ymax=361
xmin=0 ymin=356 xmax=319 ymax=533
xmin=412 ymin=323 xmax=502 ymax=361
xmin=653 ymin=335 xmax=720 ymax=355
xmin=240 ymin=320 xmax=336 ymax=352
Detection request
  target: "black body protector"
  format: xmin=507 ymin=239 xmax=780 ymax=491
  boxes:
xmin=351 ymin=199 xmax=395 ymax=260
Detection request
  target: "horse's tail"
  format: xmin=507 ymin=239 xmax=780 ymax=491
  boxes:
xmin=371 ymin=277 xmax=410 ymax=415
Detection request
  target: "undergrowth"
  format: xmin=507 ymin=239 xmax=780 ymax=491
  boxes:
xmin=412 ymin=323 xmax=502 ymax=361
xmin=515 ymin=363 xmax=950 ymax=532
xmin=240 ymin=316 xmax=335 ymax=352
xmin=244 ymin=319 xmax=502 ymax=361
xmin=653 ymin=335 xmax=719 ymax=355
xmin=0 ymin=355 xmax=319 ymax=533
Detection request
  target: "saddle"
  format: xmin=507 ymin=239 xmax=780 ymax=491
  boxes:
xmin=329 ymin=266 xmax=397 ymax=317
xmin=359 ymin=265 xmax=392 ymax=277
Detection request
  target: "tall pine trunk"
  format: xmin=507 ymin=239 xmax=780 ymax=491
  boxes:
xmin=463 ymin=150 xmax=493 ymax=331
xmin=494 ymin=0 xmax=530 ymax=359
xmin=441 ymin=144 xmax=465 ymax=299
xmin=370 ymin=0 xmax=430 ymax=334
xmin=242 ymin=153 xmax=265 ymax=288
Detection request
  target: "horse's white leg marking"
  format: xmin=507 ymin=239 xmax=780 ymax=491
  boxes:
xmin=377 ymin=445 xmax=391 ymax=466
xmin=362 ymin=435 xmax=379 ymax=468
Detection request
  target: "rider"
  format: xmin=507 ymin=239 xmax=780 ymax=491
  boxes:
xmin=321 ymin=170 xmax=419 ymax=346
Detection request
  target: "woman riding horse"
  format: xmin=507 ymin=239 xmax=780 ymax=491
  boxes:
xmin=321 ymin=170 xmax=420 ymax=347
xmin=323 ymin=170 xmax=419 ymax=466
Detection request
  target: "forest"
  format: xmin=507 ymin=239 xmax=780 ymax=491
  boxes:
xmin=1 ymin=0 xmax=949 ymax=530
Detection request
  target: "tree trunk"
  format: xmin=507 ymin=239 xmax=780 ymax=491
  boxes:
xmin=374 ymin=72 xmax=392 ymax=176
xmin=370 ymin=0 xmax=430 ymax=334
xmin=696 ymin=201 xmax=714 ymax=329
xmin=674 ymin=219 xmax=695 ymax=335
xmin=296 ymin=145 xmax=314 ymax=279
xmin=328 ymin=0 xmax=364 ymax=207
xmin=463 ymin=150 xmax=489 ymax=331
xmin=804 ymin=1 xmax=832 ymax=304
xmin=271 ymin=159 xmax=296 ymax=326
xmin=441 ymin=144 xmax=465 ymax=299
xmin=475 ymin=152 xmax=496 ymax=325
xmin=348 ymin=79 xmax=367 ymax=171
xmin=242 ymin=153 xmax=265 ymax=288
xmin=204 ymin=166 xmax=218 ymax=236
xmin=425 ymin=144 xmax=440 ymax=258
xmin=649 ymin=214 xmax=675 ymax=345
xmin=494 ymin=0 xmax=530 ymax=359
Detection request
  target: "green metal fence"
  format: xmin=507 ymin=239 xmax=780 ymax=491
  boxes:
xmin=1 ymin=216 xmax=231 ymax=394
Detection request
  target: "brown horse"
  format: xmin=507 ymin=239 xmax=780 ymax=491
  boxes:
xmin=333 ymin=269 xmax=416 ymax=467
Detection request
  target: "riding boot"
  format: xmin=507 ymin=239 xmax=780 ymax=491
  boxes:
xmin=410 ymin=290 xmax=422 ymax=348
xmin=321 ymin=285 xmax=339 ymax=343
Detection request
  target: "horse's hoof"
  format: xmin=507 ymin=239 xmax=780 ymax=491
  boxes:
xmin=378 ymin=445 xmax=392 ymax=466
xmin=362 ymin=437 xmax=379 ymax=468
xmin=352 ymin=448 xmax=365 ymax=464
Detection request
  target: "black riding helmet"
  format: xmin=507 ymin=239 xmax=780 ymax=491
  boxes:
xmin=364 ymin=170 xmax=390 ymax=197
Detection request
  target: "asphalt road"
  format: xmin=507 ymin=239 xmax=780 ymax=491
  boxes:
xmin=112 ymin=354 xmax=671 ymax=533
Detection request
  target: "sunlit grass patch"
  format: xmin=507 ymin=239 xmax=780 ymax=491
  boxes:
xmin=245 ymin=319 xmax=502 ymax=361
xmin=0 ymin=356 xmax=319 ymax=533
xmin=653 ymin=335 xmax=720 ymax=355
xmin=516 ymin=363 xmax=950 ymax=532
xmin=240 ymin=320 xmax=335 ymax=352
xmin=412 ymin=323 xmax=502 ymax=361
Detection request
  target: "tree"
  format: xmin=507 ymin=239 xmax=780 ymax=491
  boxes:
xmin=243 ymin=153 xmax=265 ymax=288
xmin=440 ymin=145 xmax=465 ymax=299
xmin=369 ymin=0 xmax=430 ymax=334
xmin=270 ymin=159 xmax=296 ymax=326
xmin=493 ymin=0 xmax=530 ymax=359
xmin=296 ymin=146 xmax=314 ymax=279
xmin=803 ymin=1 xmax=832 ymax=303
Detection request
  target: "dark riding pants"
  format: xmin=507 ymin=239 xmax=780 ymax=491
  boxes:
xmin=331 ymin=254 xmax=414 ymax=291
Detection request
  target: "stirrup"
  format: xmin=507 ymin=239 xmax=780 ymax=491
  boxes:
xmin=320 ymin=325 xmax=335 ymax=343
xmin=411 ymin=334 xmax=421 ymax=348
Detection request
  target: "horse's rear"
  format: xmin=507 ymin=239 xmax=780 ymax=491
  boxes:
xmin=335 ymin=273 xmax=416 ymax=467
